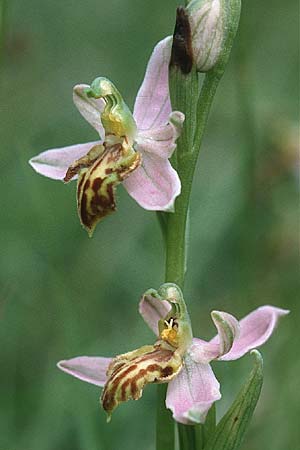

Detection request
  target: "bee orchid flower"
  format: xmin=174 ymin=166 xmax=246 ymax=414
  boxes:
xmin=57 ymin=284 xmax=288 ymax=424
xmin=29 ymin=38 xmax=183 ymax=235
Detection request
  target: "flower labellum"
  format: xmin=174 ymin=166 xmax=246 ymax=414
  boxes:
xmin=101 ymin=345 xmax=182 ymax=421
xmin=64 ymin=79 xmax=142 ymax=236
xmin=57 ymin=284 xmax=288 ymax=424
xmin=29 ymin=39 xmax=184 ymax=235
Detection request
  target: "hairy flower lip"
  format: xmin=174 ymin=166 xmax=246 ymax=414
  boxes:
xmin=100 ymin=343 xmax=183 ymax=419
xmin=76 ymin=143 xmax=142 ymax=236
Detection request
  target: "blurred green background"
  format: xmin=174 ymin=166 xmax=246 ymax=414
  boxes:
xmin=0 ymin=0 xmax=298 ymax=449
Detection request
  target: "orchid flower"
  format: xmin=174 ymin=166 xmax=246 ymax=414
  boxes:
xmin=57 ymin=284 xmax=288 ymax=424
xmin=29 ymin=38 xmax=183 ymax=236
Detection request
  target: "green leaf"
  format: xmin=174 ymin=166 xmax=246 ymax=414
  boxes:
xmin=204 ymin=350 xmax=263 ymax=450
xmin=176 ymin=401 xmax=217 ymax=450
xmin=178 ymin=423 xmax=197 ymax=450
xmin=197 ymin=404 xmax=217 ymax=449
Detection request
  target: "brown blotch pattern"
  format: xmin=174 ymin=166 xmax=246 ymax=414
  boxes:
xmin=64 ymin=144 xmax=105 ymax=183
xmin=76 ymin=143 xmax=141 ymax=235
xmin=101 ymin=345 xmax=182 ymax=416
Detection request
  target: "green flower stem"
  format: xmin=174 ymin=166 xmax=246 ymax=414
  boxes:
xmin=165 ymin=71 xmax=222 ymax=287
xmin=177 ymin=409 xmax=216 ymax=450
xmin=156 ymin=71 xmax=223 ymax=450
xmin=171 ymin=76 xmax=221 ymax=450
xmin=197 ymin=404 xmax=217 ymax=448
xmin=156 ymin=211 xmax=168 ymax=243
xmin=165 ymin=155 xmax=193 ymax=287
xmin=156 ymin=0 xmax=241 ymax=445
xmin=178 ymin=423 xmax=197 ymax=450
xmin=156 ymin=384 xmax=175 ymax=450
xmin=178 ymin=406 xmax=216 ymax=450
xmin=192 ymin=71 xmax=223 ymax=159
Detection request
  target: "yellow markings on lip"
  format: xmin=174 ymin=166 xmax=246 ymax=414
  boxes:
xmin=160 ymin=318 xmax=179 ymax=348
xmin=101 ymin=344 xmax=182 ymax=420
xmin=102 ymin=112 xmax=128 ymax=138
xmin=77 ymin=142 xmax=141 ymax=236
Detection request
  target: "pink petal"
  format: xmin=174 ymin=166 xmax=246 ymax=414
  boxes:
xmin=166 ymin=355 xmax=221 ymax=425
xmin=216 ymin=306 xmax=289 ymax=361
xmin=189 ymin=338 xmax=220 ymax=364
xmin=139 ymin=293 xmax=171 ymax=335
xmin=123 ymin=152 xmax=181 ymax=211
xmin=133 ymin=37 xmax=172 ymax=131
xmin=190 ymin=311 xmax=240 ymax=363
xmin=73 ymin=84 xmax=105 ymax=139
xmin=135 ymin=111 xmax=184 ymax=159
xmin=29 ymin=141 xmax=99 ymax=180
xmin=57 ymin=356 xmax=112 ymax=387
xmin=211 ymin=311 xmax=240 ymax=355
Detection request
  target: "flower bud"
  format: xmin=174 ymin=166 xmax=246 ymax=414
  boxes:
xmin=186 ymin=0 xmax=240 ymax=72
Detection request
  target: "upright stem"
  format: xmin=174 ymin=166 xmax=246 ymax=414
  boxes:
xmin=165 ymin=159 xmax=191 ymax=287
xmin=156 ymin=384 xmax=175 ymax=450
xmin=166 ymin=72 xmax=222 ymax=287
xmin=156 ymin=0 xmax=241 ymax=445
xmin=156 ymin=71 xmax=222 ymax=450
xmin=173 ymin=74 xmax=221 ymax=450
xmin=178 ymin=423 xmax=198 ymax=450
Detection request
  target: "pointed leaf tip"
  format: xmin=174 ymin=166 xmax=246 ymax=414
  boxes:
xmin=250 ymin=349 xmax=263 ymax=370
xmin=204 ymin=350 xmax=263 ymax=450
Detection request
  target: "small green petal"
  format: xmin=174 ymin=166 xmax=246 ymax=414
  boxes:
xmin=147 ymin=283 xmax=193 ymax=353
xmin=85 ymin=77 xmax=137 ymax=143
